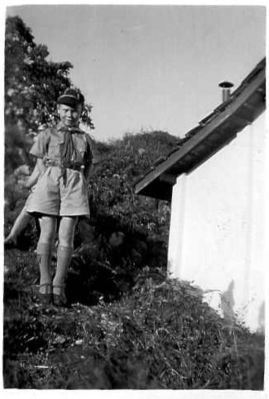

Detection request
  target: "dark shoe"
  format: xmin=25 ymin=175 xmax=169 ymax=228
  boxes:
xmin=4 ymin=236 xmax=17 ymax=249
xmin=53 ymin=284 xmax=67 ymax=307
xmin=37 ymin=283 xmax=52 ymax=305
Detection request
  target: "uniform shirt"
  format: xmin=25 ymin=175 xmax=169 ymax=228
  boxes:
xmin=30 ymin=122 xmax=96 ymax=177
xmin=26 ymin=122 xmax=96 ymax=216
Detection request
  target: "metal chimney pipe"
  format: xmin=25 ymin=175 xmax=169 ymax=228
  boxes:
xmin=218 ymin=81 xmax=234 ymax=102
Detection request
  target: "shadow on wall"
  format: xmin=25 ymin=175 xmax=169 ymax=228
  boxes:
xmin=258 ymin=301 xmax=265 ymax=334
xmin=221 ymin=282 xmax=265 ymax=334
xmin=220 ymin=280 xmax=235 ymax=331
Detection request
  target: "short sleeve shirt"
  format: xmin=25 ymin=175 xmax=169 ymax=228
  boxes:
xmin=30 ymin=123 xmax=94 ymax=168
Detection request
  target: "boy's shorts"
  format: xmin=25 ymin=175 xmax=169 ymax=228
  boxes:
xmin=26 ymin=166 xmax=90 ymax=217
xmin=24 ymin=185 xmax=36 ymax=208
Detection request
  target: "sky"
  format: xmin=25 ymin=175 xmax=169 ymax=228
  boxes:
xmin=4 ymin=4 xmax=266 ymax=143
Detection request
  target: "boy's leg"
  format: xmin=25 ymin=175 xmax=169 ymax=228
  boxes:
xmin=4 ymin=206 xmax=32 ymax=246
xmin=37 ymin=216 xmax=57 ymax=294
xmin=53 ymin=216 xmax=77 ymax=299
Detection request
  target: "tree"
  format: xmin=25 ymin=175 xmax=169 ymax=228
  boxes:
xmin=4 ymin=16 xmax=94 ymax=173
xmin=5 ymin=16 xmax=94 ymax=132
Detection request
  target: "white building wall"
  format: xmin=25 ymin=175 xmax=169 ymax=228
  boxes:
xmin=167 ymin=113 xmax=266 ymax=332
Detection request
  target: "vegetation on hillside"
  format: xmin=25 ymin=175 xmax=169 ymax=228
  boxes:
xmin=4 ymin=128 xmax=265 ymax=390
xmin=4 ymin=250 xmax=264 ymax=389
xmin=88 ymin=131 xmax=180 ymax=232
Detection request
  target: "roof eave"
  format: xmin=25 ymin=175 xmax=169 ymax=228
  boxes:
xmin=135 ymin=60 xmax=265 ymax=201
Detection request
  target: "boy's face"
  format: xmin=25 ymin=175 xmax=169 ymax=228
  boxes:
xmin=58 ymin=104 xmax=82 ymax=127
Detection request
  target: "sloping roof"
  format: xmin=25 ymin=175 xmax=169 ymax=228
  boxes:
xmin=135 ymin=58 xmax=266 ymax=201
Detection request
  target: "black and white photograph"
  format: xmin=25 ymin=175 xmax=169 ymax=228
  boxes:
xmin=2 ymin=1 xmax=267 ymax=394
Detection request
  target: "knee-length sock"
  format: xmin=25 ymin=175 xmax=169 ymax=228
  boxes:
xmin=36 ymin=242 xmax=52 ymax=293
xmin=53 ymin=245 xmax=73 ymax=295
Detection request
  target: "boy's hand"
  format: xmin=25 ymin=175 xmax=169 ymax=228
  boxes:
xmin=14 ymin=164 xmax=30 ymax=178
xmin=14 ymin=164 xmax=31 ymax=188
xmin=17 ymin=177 xmax=31 ymax=188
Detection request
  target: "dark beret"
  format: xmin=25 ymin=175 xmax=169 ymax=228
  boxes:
xmin=57 ymin=88 xmax=85 ymax=108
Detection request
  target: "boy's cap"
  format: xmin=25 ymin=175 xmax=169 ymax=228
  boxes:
xmin=57 ymin=88 xmax=85 ymax=108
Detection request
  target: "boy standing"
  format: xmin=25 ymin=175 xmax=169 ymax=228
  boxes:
xmin=26 ymin=88 xmax=94 ymax=306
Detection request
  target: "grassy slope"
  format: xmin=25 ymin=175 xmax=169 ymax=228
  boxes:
xmin=4 ymin=131 xmax=265 ymax=389
xmin=3 ymin=249 xmax=264 ymax=389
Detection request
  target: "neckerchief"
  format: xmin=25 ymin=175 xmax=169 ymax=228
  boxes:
xmin=59 ymin=126 xmax=82 ymax=167
xmin=58 ymin=125 xmax=83 ymax=184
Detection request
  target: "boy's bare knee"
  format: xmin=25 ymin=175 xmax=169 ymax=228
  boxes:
xmin=39 ymin=217 xmax=57 ymax=243
xmin=58 ymin=232 xmax=74 ymax=248
xmin=58 ymin=217 xmax=77 ymax=247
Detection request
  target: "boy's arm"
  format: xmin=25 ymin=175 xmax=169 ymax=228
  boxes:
xmin=27 ymin=129 xmax=50 ymax=185
xmin=25 ymin=162 xmax=41 ymax=189
xmin=84 ymin=135 xmax=100 ymax=180
xmin=35 ymin=157 xmax=47 ymax=175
